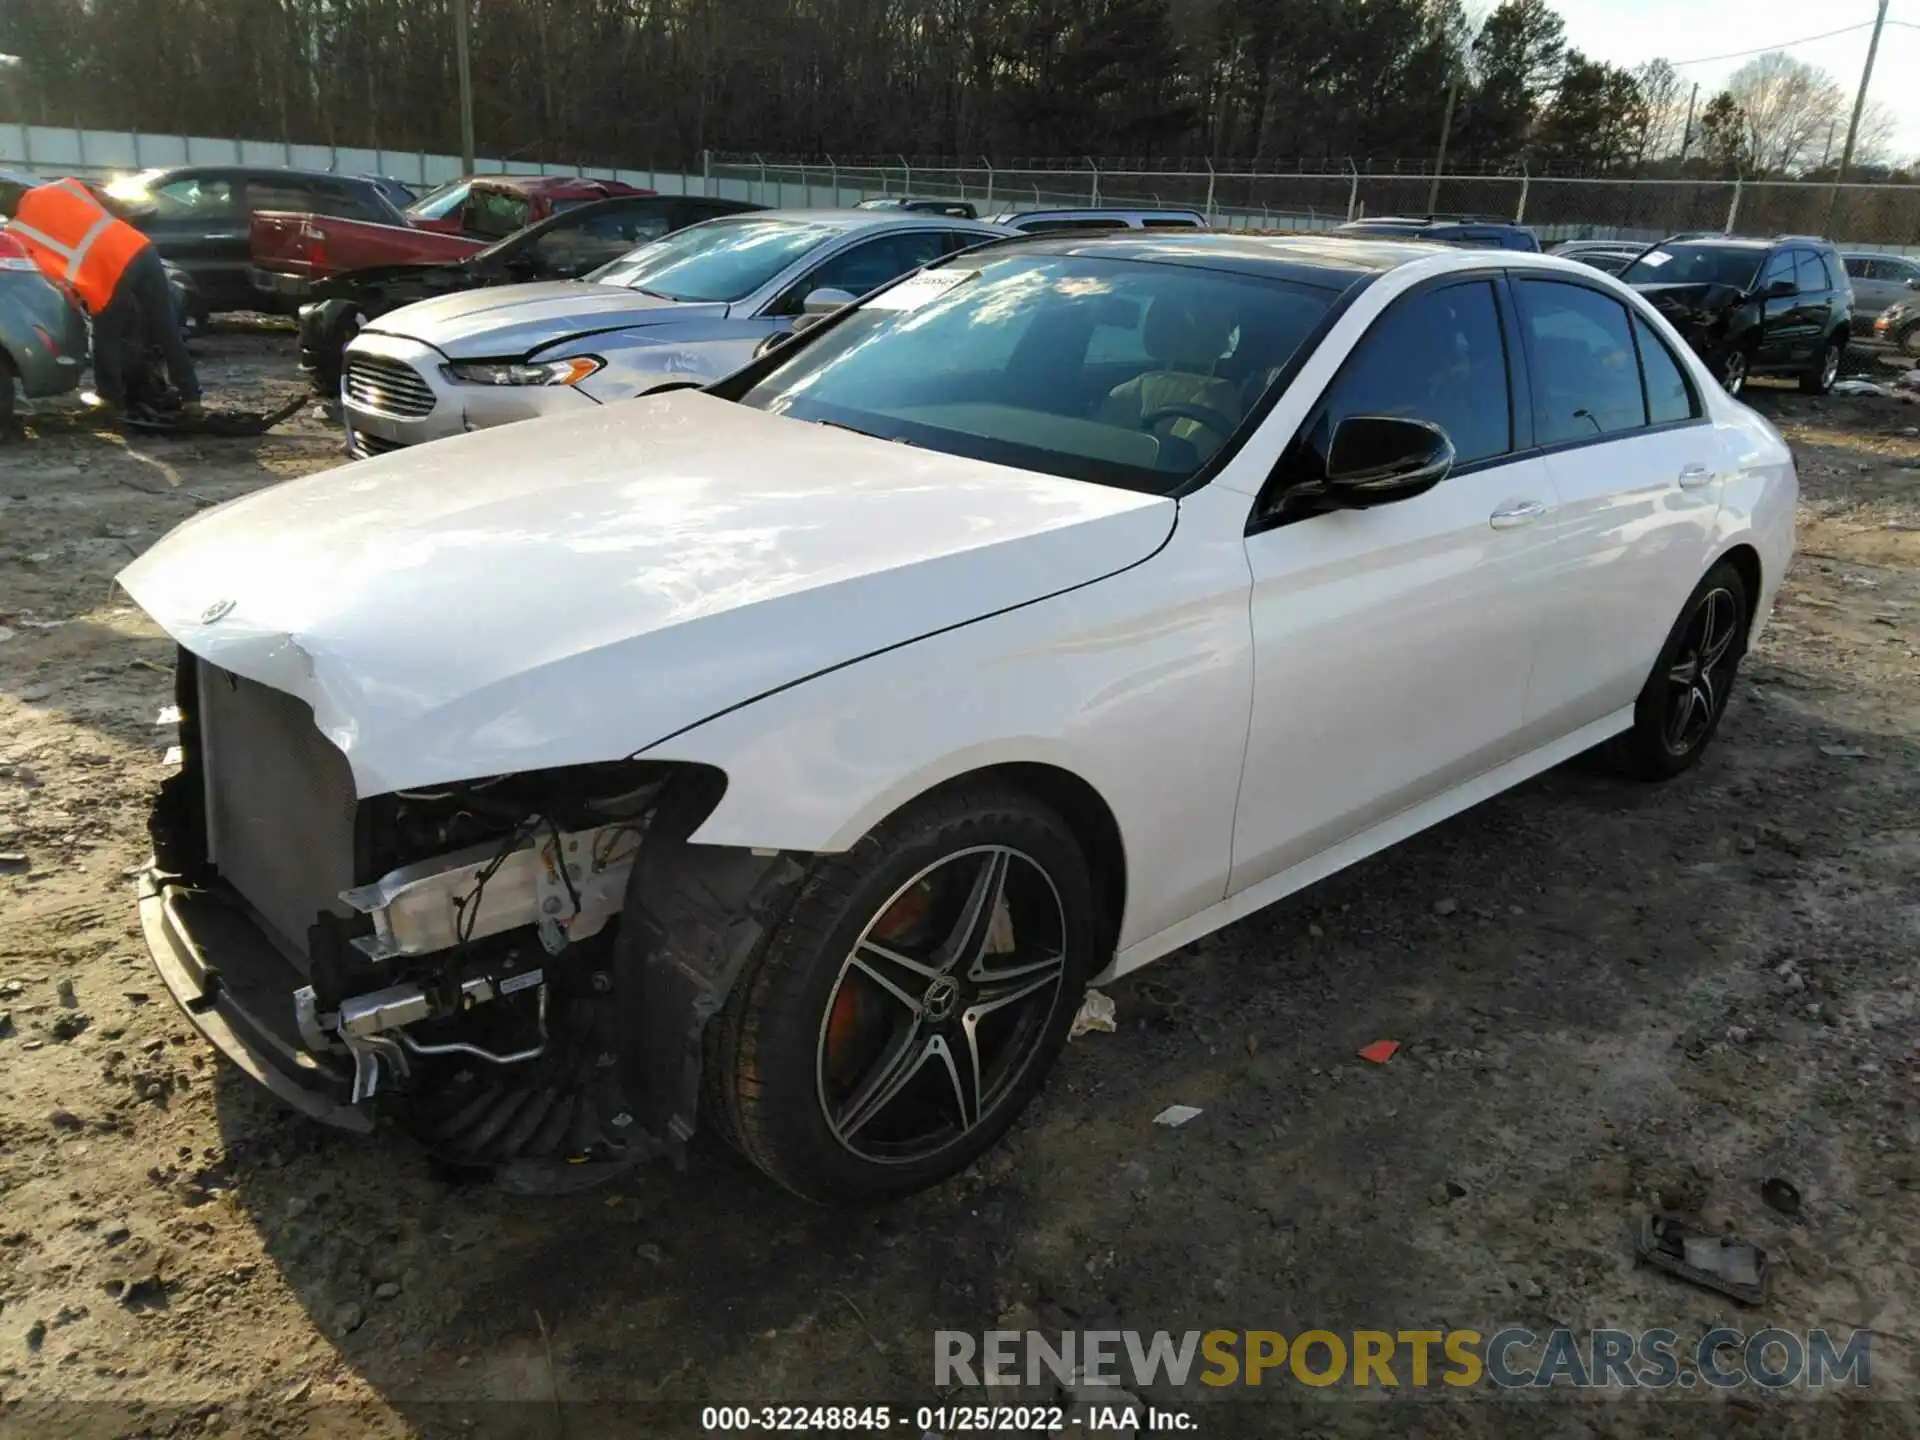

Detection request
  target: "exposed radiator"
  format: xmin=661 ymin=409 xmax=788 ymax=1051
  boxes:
xmin=197 ymin=664 xmax=359 ymax=969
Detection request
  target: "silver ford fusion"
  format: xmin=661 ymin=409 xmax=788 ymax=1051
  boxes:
xmin=339 ymin=208 xmax=1009 ymax=454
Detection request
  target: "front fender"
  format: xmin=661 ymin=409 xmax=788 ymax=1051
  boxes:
xmin=640 ymin=483 xmax=1259 ymax=952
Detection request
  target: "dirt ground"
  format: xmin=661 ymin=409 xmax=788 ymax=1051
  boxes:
xmin=2 ymin=330 xmax=1918 ymax=1439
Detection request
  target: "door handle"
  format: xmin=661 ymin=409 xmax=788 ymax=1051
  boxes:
xmin=1489 ymin=501 xmax=1547 ymax=530
xmin=1678 ymin=463 xmax=1715 ymax=489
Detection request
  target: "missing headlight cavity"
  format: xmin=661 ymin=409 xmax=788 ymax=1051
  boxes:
xmin=300 ymin=760 xmax=731 ymax=1181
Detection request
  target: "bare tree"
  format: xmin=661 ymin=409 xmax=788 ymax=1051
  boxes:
xmin=1725 ymin=51 xmax=1844 ymax=176
xmin=1630 ymin=57 xmax=1687 ymax=162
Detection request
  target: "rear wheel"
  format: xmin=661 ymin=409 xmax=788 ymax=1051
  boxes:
xmin=1800 ymin=337 xmax=1842 ymax=395
xmin=1603 ymin=560 xmax=1751 ymax=781
xmin=1719 ymin=347 xmax=1750 ymax=397
xmin=705 ymin=782 xmax=1096 ymax=1202
xmin=1900 ymin=322 xmax=1920 ymax=360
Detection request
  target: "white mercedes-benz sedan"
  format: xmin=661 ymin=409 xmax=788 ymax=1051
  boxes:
xmin=118 ymin=234 xmax=1795 ymax=1202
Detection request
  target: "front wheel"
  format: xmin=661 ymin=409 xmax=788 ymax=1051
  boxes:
xmin=1603 ymin=560 xmax=1751 ymax=781
xmin=1800 ymin=338 xmax=1842 ymax=395
xmin=704 ymin=782 xmax=1097 ymax=1202
xmin=1899 ymin=323 xmax=1920 ymax=360
xmin=0 ymin=354 xmax=17 ymax=435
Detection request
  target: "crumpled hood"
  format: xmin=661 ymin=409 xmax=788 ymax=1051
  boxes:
xmin=366 ymin=279 xmax=722 ymax=358
xmin=118 ymin=392 xmax=1174 ymax=795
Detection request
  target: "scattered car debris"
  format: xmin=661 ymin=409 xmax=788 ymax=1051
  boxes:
xmin=155 ymin=705 xmax=180 ymax=726
xmin=1153 ymin=1104 xmax=1203 ymax=1128
xmin=1760 ymin=1176 xmax=1803 ymax=1217
xmin=1070 ymin=988 xmax=1117 ymax=1038
xmin=1831 ymin=381 xmax=1891 ymax=398
xmin=1357 ymin=1039 xmax=1400 ymax=1064
xmin=0 ymin=854 xmax=28 ymax=874
xmin=1819 ymin=744 xmax=1871 ymax=759
xmin=1636 ymin=1214 xmax=1770 ymax=1306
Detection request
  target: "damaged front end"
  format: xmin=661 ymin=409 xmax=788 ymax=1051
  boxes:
xmin=140 ymin=650 xmax=777 ymax=1188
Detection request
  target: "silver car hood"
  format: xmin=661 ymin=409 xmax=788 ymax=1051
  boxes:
xmin=118 ymin=392 xmax=1175 ymax=796
xmin=367 ymin=279 xmax=726 ymax=359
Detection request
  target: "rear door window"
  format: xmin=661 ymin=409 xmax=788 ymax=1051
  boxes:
xmin=1515 ymin=279 xmax=1646 ymax=444
xmin=1633 ymin=314 xmax=1699 ymax=426
xmin=1796 ymin=251 xmax=1833 ymax=293
xmin=1843 ymin=256 xmax=1873 ymax=279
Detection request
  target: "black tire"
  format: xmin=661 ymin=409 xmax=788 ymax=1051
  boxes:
xmin=704 ymin=781 xmax=1097 ymax=1203
xmin=0 ymin=354 xmax=17 ymax=435
xmin=1800 ymin=336 xmax=1842 ymax=395
xmin=1899 ymin=323 xmax=1920 ymax=360
xmin=1603 ymin=560 xmax=1751 ymax=781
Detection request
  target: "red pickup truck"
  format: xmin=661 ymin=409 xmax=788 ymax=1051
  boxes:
xmin=249 ymin=174 xmax=652 ymax=302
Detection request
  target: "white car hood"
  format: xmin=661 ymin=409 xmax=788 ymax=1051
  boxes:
xmin=119 ymin=392 xmax=1174 ymax=795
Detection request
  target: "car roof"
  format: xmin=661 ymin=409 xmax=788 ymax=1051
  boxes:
xmin=724 ymin=208 xmax=1008 ymax=235
xmin=135 ymin=164 xmax=387 ymax=185
xmin=972 ymin=231 xmax=1457 ymax=285
xmin=987 ymin=207 xmax=1205 ymax=221
xmin=963 ymin=230 xmax=1664 ymax=292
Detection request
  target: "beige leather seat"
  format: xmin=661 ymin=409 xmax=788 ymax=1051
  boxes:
xmin=1099 ymin=296 xmax=1243 ymax=460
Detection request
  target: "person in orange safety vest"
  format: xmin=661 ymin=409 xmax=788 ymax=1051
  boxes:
xmin=7 ymin=177 xmax=202 ymax=416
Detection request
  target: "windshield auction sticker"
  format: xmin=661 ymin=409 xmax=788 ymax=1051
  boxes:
xmin=867 ymin=269 xmax=978 ymax=310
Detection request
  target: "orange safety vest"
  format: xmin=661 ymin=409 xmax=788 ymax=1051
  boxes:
xmin=8 ymin=177 xmax=152 ymax=316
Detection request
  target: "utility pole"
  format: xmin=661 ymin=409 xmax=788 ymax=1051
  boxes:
xmin=1429 ymin=67 xmax=1461 ymax=214
xmin=1826 ymin=0 xmax=1889 ymax=230
xmin=1678 ymin=81 xmax=1699 ymax=164
xmin=453 ymin=0 xmax=476 ymax=174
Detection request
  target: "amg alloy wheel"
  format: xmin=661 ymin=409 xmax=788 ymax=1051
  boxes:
xmin=703 ymin=782 xmax=1096 ymax=1201
xmin=816 ymin=846 xmax=1066 ymax=1166
xmin=1604 ymin=560 xmax=1750 ymax=781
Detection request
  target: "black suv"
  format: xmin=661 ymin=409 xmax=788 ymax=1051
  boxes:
xmin=1332 ymin=216 xmax=1540 ymax=252
xmin=1618 ymin=235 xmax=1853 ymax=396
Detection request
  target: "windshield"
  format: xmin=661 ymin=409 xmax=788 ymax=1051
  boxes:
xmin=739 ymin=253 xmax=1338 ymax=494
xmin=1622 ymin=244 xmax=1763 ymax=289
xmin=588 ymin=218 xmax=834 ymax=301
xmin=406 ymin=180 xmax=472 ymax=221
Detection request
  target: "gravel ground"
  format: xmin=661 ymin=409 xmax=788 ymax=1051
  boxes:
xmin=1 ymin=329 xmax=1918 ymax=1438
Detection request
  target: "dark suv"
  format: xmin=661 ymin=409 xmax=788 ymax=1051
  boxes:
xmin=1619 ymin=235 xmax=1852 ymax=396
xmin=1332 ymin=216 xmax=1540 ymax=252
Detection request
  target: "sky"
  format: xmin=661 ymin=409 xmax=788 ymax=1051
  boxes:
xmin=1550 ymin=0 xmax=1920 ymax=160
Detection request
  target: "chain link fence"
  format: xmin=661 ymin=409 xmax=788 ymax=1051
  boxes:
xmin=710 ymin=155 xmax=1920 ymax=252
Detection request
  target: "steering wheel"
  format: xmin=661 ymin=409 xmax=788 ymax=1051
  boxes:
xmin=1140 ymin=402 xmax=1236 ymax=441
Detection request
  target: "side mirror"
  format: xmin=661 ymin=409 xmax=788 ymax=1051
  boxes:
xmin=801 ymin=287 xmax=856 ymax=316
xmin=1762 ymin=277 xmax=1796 ymax=299
xmin=1907 ymin=276 xmax=1920 ymax=291
xmin=1323 ymin=416 xmax=1454 ymax=505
